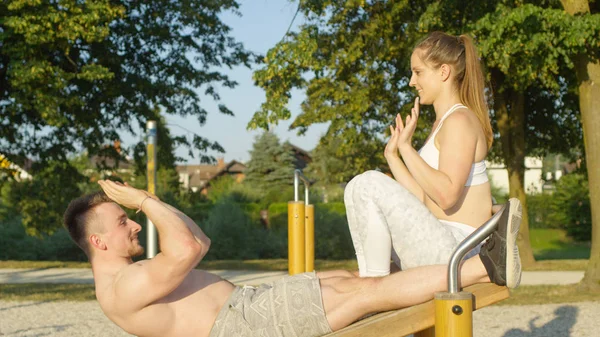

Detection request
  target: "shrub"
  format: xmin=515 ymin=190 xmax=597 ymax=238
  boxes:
xmin=202 ymin=198 xmax=259 ymax=260
xmin=547 ymin=173 xmax=591 ymax=241
xmin=0 ymin=215 xmax=87 ymax=261
xmin=267 ymin=202 xmax=289 ymax=231
xmin=313 ymin=204 xmax=354 ymax=259
xmin=527 ymin=193 xmax=558 ymax=229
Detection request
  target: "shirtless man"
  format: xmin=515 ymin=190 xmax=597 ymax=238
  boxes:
xmin=63 ymin=180 xmax=520 ymax=337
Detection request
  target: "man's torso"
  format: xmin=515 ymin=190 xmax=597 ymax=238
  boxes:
xmin=96 ymin=266 xmax=235 ymax=337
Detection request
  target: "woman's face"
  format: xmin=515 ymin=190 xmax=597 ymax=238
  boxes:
xmin=409 ymin=50 xmax=442 ymax=105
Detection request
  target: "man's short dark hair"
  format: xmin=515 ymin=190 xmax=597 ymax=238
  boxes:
xmin=63 ymin=192 xmax=112 ymax=256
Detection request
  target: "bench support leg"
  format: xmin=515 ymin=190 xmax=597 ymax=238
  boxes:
xmin=434 ymin=292 xmax=473 ymax=337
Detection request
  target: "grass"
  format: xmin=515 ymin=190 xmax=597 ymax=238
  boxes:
xmin=0 ymin=260 xmax=91 ymax=269
xmin=0 ymin=283 xmax=96 ymax=301
xmin=501 ymin=284 xmax=600 ymax=306
xmin=530 ymin=229 xmax=590 ymax=260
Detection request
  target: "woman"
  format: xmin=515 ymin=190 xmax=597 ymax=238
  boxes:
xmin=345 ymin=31 xmax=521 ymax=277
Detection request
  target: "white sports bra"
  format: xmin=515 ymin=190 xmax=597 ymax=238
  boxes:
xmin=418 ymin=104 xmax=489 ymax=186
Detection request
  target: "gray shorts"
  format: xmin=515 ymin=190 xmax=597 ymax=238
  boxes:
xmin=209 ymin=272 xmax=333 ymax=337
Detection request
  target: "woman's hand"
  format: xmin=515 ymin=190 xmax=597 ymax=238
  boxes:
xmin=397 ymin=97 xmax=420 ymax=152
xmin=384 ymin=115 xmax=402 ymax=159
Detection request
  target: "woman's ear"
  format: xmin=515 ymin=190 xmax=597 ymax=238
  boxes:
xmin=89 ymin=234 xmax=107 ymax=251
xmin=440 ymin=64 xmax=452 ymax=82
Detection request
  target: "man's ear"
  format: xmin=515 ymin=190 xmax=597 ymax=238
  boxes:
xmin=89 ymin=234 xmax=107 ymax=251
xmin=440 ymin=64 xmax=452 ymax=82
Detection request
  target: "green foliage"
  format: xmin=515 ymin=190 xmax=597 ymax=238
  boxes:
xmin=547 ymin=173 xmax=591 ymax=241
xmin=267 ymin=202 xmax=289 ymax=231
xmin=3 ymin=161 xmax=84 ymax=236
xmin=244 ymin=132 xmax=296 ymax=192
xmin=314 ymin=203 xmax=354 ymax=260
xmin=1 ymin=0 xmax=253 ymax=171
xmin=202 ymin=198 xmax=258 ymax=260
xmin=305 ymin=138 xmax=355 ymax=184
xmin=206 ymin=176 xmax=263 ymax=205
xmin=527 ymin=193 xmax=559 ymax=229
xmin=0 ymin=216 xmax=87 ymax=261
xmin=202 ymin=198 xmax=284 ymax=260
xmin=249 ymin=0 xmax=597 ymax=176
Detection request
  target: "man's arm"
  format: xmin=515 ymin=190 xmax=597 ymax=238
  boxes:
xmin=158 ymin=202 xmax=211 ymax=251
xmin=98 ymin=180 xmax=207 ymax=309
xmin=137 ymin=189 xmax=210 ymax=251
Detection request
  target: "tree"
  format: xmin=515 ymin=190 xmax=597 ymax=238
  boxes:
xmin=3 ymin=160 xmax=84 ymax=236
xmin=304 ymin=137 xmax=350 ymax=185
xmin=560 ymin=0 xmax=600 ymax=290
xmin=244 ymin=131 xmax=296 ymax=192
xmin=1 ymin=0 xmax=253 ymax=173
xmin=249 ymin=1 xmax=599 ymax=267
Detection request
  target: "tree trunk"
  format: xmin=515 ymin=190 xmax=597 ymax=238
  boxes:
xmin=562 ymin=0 xmax=600 ymax=291
xmin=493 ymin=79 xmax=537 ymax=267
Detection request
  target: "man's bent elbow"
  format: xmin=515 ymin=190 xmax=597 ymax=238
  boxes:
xmin=172 ymin=239 xmax=203 ymax=264
xmin=199 ymin=237 xmax=211 ymax=258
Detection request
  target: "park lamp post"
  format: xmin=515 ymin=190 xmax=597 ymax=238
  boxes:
xmin=146 ymin=120 xmax=158 ymax=258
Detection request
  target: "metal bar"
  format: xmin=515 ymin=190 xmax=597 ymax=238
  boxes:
xmin=146 ymin=121 xmax=158 ymax=259
xmin=447 ymin=204 xmax=507 ymax=293
xmin=294 ymin=169 xmax=311 ymax=205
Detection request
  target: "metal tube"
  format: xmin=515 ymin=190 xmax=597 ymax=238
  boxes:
xmin=146 ymin=121 xmax=158 ymax=259
xmin=294 ymin=169 xmax=311 ymax=205
xmin=447 ymin=204 xmax=507 ymax=293
xmin=294 ymin=172 xmax=299 ymax=202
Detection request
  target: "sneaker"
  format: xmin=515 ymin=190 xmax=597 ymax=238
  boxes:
xmin=479 ymin=198 xmax=523 ymax=288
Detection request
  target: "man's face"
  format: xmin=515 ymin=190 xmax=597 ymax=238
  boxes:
xmin=93 ymin=202 xmax=144 ymax=258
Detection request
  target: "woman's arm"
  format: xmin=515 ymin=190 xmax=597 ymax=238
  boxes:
xmin=384 ymin=114 xmax=427 ymax=201
xmin=399 ymin=111 xmax=477 ymax=210
xmin=385 ymin=155 xmax=426 ymax=202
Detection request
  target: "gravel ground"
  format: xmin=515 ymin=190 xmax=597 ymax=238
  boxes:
xmin=1 ymin=300 xmax=598 ymax=336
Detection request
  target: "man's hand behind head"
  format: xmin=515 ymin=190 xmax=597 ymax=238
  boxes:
xmin=98 ymin=180 xmax=147 ymax=210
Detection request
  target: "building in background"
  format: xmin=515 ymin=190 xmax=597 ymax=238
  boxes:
xmin=177 ymin=158 xmax=247 ymax=194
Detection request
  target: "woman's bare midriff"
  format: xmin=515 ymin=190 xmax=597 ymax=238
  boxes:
xmin=425 ymin=182 xmax=493 ymax=228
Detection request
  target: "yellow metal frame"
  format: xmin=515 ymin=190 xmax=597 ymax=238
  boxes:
xmin=288 ymin=170 xmax=315 ymax=275
xmin=287 ymin=201 xmax=315 ymax=274
xmin=433 ymin=292 xmax=473 ymax=337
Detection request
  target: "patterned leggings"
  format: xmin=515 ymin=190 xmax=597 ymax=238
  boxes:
xmin=345 ymin=170 xmax=479 ymax=277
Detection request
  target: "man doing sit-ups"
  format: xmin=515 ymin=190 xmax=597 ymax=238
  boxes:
xmin=63 ymin=180 xmax=521 ymax=337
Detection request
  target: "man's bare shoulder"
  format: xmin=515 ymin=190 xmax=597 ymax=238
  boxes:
xmin=96 ymin=261 xmax=148 ymax=310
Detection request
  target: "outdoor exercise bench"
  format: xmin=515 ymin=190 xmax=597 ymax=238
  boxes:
xmin=288 ymin=170 xmax=513 ymax=336
xmin=326 ymin=283 xmax=509 ymax=336
xmin=325 ymin=202 xmax=513 ymax=337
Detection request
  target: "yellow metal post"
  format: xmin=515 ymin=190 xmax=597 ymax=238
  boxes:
xmin=305 ymin=204 xmax=315 ymax=272
xmin=288 ymin=201 xmax=306 ymax=275
xmin=434 ymin=292 xmax=473 ymax=337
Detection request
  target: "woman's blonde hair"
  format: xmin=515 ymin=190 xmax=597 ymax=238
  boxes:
xmin=415 ymin=31 xmax=493 ymax=149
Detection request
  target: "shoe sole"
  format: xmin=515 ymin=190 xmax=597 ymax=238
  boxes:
xmin=506 ymin=198 xmax=523 ymax=288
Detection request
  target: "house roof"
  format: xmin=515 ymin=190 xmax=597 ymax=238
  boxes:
xmin=177 ymin=160 xmax=247 ymax=188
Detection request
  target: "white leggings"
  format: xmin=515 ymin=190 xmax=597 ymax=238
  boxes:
xmin=344 ymin=170 xmax=480 ymax=277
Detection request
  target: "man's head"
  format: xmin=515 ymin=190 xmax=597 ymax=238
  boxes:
xmin=63 ymin=192 xmax=144 ymax=259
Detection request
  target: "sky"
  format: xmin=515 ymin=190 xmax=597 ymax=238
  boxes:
xmin=122 ymin=0 xmax=329 ymax=164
